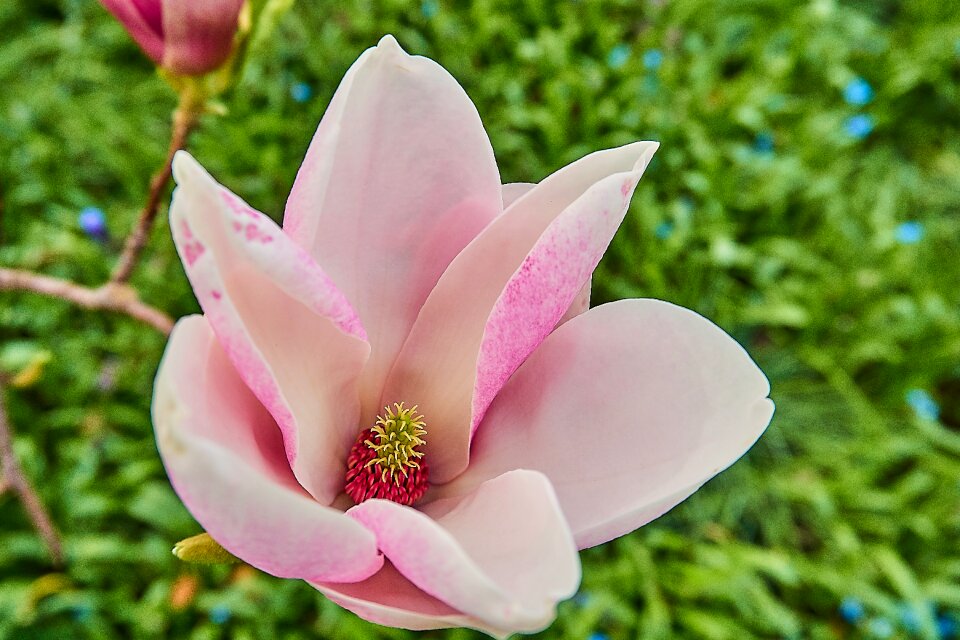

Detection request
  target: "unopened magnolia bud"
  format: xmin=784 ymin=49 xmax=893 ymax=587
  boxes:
xmin=100 ymin=0 xmax=245 ymax=76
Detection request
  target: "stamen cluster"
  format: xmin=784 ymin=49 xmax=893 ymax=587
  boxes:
xmin=344 ymin=403 xmax=429 ymax=505
xmin=367 ymin=403 xmax=426 ymax=479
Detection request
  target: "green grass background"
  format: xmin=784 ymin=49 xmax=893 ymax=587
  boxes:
xmin=1 ymin=1 xmax=959 ymax=639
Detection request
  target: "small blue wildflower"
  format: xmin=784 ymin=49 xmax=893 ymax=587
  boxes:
xmin=573 ymin=591 xmax=592 ymax=606
xmin=642 ymin=48 xmax=664 ymax=71
xmin=209 ymin=604 xmax=231 ymax=625
xmin=754 ymin=132 xmax=774 ymax=153
xmin=898 ymin=604 xmax=920 ymax=633
xmin=895 ymin=221 xmax=924 ymax=244
xmin=844 ymin=114 xmax=874 ymax=140
xmin=844 ymin=77 xmax=874 ymax=106
xmin=655 ymin=221 xmax=674 ymax=239
xmin=906 ymin=388 xmax=940 ymax=421
xmin=587 ymin=634 xmax=610 ymax=640
xmin=607 ymin=44 xmax=631 ymax=69
xmin=71 ymin=604 xmax=94 ymax=623
xmin=839 ymin=597 xmax=866 ymax=623
xmin=938 ymin=614 xmax=957 ymax=639
xmin=78 ymin=206 xmax=107 ymax=240
xmin=290 ymin=82 xmax=313 ymax=103
xmin=421 ymin=0 xmax=439 ymax=18
xmin=868 ymin=617 xmax=894 ymax=638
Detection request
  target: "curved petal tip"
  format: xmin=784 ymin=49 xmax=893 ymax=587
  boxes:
xmin=172 ymin=150 xmax=204 ymax=185
xmin=377 ymin=33 xmax=403 ymax=52
xmin=633 ymin=141 xmax=659 ymax=172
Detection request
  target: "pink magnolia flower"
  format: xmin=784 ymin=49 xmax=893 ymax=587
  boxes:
xmin=100 ymin=0 xmax=244 ymax=76
xmin=153 ymin=35 xmax=774 ymax=636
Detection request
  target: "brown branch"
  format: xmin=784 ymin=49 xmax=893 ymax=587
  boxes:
xmin=0 ymin=268 xmax=173 ymax=335
xmin=0 ymin=383 xmax=64 ymax=566
xmin=110 ymin=88 xmax=202 ymax=285
xmin=0 ymin=85 xmax=210 ymax=568
xmin=0 ymin=87 xmax=205 ymax=331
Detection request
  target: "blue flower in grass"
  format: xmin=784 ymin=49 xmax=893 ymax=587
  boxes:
xmin=290 ymin=82 xmax=313 ymax=103
xmin=642 ymin=49 xmax=663 ymax=71
xmin=754 ymin=132 xmax=774 ymax=153
xmin=78 ymin=206 xmax=107 ymax=241
xmin=421 ymin=0 xmax=439 ymax=18
xmin=906 ymin=389 xmax=940 ymax=421
xmin=607 ymin=44 xmax=630 ymax=69
xmin=840 ymin=597 xmax=866 ymax=623
xmin=71 ymin=604 xmax=94 ymax=623
xmin=938 ymin=614 xmax=957 ymax=639
xmin=655 ymin=221 xmax=674 ymax=239
xmin=210 ymin=604 xmax=231 ymax=625
xmin=844 ymin=77 xmax=874 ymax=106
xmin=899 ymin=604 xmax=921 ymax=633
xmin=895 ymin=221 xmax=923 ymax=244
xmin=844 ymin=114 xmax=874 ymax=139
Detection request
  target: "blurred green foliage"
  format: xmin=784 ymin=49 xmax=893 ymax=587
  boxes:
xmin=1 ymin=0 xmax=959 ymax=639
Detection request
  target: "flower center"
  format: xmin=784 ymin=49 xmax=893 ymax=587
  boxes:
xmin=344 ymin=402 xmax=430 ymax=506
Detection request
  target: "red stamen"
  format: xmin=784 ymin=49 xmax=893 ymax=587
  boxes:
xmin=344 ymin=428 xmax=430 ymax=506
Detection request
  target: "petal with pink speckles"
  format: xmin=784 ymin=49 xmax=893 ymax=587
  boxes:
xmin=557 ymin=278 xmax=591 ymax=326
xmin=154 ymin=316 xmax=382 ymax=583
xmin=434 ymin=299 xmax=775 ymax=549
xmin=169 ymin=151 xmax=368 ymax=506
xmin=283 ymin=35 xmax=502 ymax=426
xmin=384 ymin=141 xmax=658 ymax=483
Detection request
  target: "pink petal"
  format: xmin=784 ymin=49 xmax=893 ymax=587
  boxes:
xmin=504 ymin=184 xmax=592 ymax=326
xmin=384 ymin=141 xmax=658 ymax=483
xmin=501 ymin=182 xmax=535 ymax=208
xmin=100 ymin=0 xmax=164 ymax=63
xmin=283 ymin=35 xmax=502 ymax=425
xmin=345 ymin=470 xmax=580 ymax=634
xmin=153 ymin=316 xmax=383 ymax=582
xmin=315 ymin=563 xmax=501 ymax=634
xmin=170 ymin=152 xmax=368 ymax=506
xmin=161 ymin=0 xmax=244 ymax=75
xmin=131 ymin=0 xmax=163 ymax=34
xmin=436 ymin=299 xmax=774 ymax=549
xmin=558 ymin=278 xmax=591 ymax=326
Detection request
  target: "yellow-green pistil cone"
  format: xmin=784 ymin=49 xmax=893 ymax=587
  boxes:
xmin=365 ymin=402 xmax=427 ymax=481
xmin=172 ymin=532 xmax=239 ymax=564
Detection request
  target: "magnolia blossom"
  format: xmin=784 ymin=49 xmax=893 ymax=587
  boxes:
xmin=153 ymin=35 xmax=774 ymax=636
xmin=100 ymin=0 xmax=243 ymax=76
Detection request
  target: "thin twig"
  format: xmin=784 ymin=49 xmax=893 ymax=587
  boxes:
xmin=110 ymin=88 xmax=202 ymax=285
xmin=0 ymin=268 xmax=173 ymax=334
xmin=0 ymin=87 xmax=203 ymax=331
xmin=0 ymin=383 xmax=64 ymax=566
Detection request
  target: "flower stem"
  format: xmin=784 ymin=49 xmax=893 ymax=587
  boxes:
xmin=0 ymin=268 xmax=174 ymax=334
xmin=110 ymin=83 xmax=204 ymax=285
